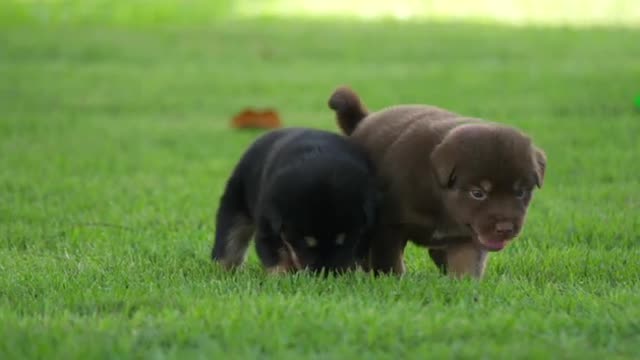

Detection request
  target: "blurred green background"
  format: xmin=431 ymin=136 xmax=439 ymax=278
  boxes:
xmin=1 ymin=1 xmax=639 ymax=359
xmin=2 ymin=0 xmax=639 ymax=26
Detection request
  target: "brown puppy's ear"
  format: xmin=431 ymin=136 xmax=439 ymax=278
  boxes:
xmin=430 ymin=142 xmax=457 ymax=188
xmin=533 ymin=147 xmax=546 ymax=188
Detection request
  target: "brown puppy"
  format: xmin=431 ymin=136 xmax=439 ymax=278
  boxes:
xmin=328 ymin=86 xmax=546 ymax=278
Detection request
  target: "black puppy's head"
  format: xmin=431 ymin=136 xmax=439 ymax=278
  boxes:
xmin=267 ymin=159 xmax=378 ymax=273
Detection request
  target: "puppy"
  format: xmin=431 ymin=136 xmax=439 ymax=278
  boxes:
xmin=212 ymin=127 xmax=379 ymax=274
xmin=328 ymin=86 xmax=546 ymax=278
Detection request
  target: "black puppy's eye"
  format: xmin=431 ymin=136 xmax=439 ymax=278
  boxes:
xmin=304 ymin=236 xmax=318 ymax=247
xmin=469 ymin=189 xmax=487 ymax=200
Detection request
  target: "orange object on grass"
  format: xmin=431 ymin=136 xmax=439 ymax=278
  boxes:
xmin=231 ymin=108 xmax=282 ymax=129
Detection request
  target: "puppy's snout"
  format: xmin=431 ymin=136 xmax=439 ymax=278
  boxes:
xmin=495 ymin=221 xmax=515 ymax=236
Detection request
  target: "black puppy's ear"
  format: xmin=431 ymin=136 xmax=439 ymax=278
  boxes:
xmin=533 ymin=146 xmax=547 ymax=188
xmin=430 ymin=142 xmax=457 ymax=188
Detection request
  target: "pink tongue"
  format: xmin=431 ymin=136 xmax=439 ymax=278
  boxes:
xmin=484 ymin=239 xmax=506 ymax=250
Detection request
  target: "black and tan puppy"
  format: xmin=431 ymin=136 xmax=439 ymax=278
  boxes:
xmin=328 ymin=86 xmax=546 ymax=278
xmin=212 ymin=128 xmax=379 ymax=274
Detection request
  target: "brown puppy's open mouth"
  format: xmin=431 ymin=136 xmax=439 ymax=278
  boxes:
xmin=466 ymin=225 xmax=510 ymax=252
xmin=479 ymin=237 xmax=508 ymax=251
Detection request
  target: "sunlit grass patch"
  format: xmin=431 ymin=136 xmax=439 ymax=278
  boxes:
xmin=1 ymin=0 xmax=639 ymax=27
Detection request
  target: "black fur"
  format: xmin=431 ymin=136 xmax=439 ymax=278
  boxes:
xmin=212 ymin=128 xmax=379 ymax=273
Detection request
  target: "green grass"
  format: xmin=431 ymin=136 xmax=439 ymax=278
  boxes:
xmin=2 ymin=8 xmax=640 ymax=360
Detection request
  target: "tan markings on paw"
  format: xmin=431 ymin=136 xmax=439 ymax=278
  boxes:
xmin=266 ymin=265 xmax=290 ymax=275
xmin=281 ymin=240 xmax=302 ymax=270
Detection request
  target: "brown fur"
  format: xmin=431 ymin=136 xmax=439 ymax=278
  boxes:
xmin=328 ymin=86 xmax=546 ymax=278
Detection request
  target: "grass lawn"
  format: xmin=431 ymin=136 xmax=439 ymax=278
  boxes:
xmin=1 ymin=5 xmax=640 ymax=359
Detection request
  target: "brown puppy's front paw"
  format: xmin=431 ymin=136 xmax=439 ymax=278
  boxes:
xmin=369 ymin=253 xmax=406 ymax=277
xmin=445 ymin=243 xmax=488 ymax=279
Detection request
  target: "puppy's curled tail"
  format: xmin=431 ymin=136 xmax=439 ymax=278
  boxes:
xmin=328 ymin=86 xmax=368 ymax=135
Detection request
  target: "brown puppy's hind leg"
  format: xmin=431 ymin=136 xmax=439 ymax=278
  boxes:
xmin=428 ymin=248 xmax=448 ymax=275
xmin=369 ymin=226 xmax=407 ymax=275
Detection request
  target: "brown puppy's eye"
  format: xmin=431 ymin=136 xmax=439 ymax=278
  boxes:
xmin=515 ymin=189 xmax=528 ymax=199
xmin=469 ymin=189 xmax=487 ymax=200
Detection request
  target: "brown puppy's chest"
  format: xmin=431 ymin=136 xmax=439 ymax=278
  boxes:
xmin=385 ymin=183 xmax=472 ymax=249
xmin=405 ymin=219 xmax=472 ymax=249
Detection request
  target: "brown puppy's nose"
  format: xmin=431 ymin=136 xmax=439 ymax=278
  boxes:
xmin=495 ymin=221 xmax=514 ymax=236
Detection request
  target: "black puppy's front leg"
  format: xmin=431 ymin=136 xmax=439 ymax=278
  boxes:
xmin=255 ymin=221 xmax=300 ymax=274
